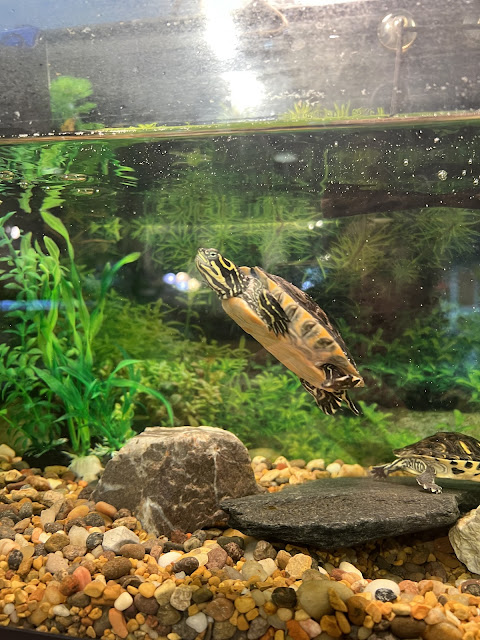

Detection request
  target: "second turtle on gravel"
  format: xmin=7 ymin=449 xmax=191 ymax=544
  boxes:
xmin=371 ymin=431 xmax=480 ymax=493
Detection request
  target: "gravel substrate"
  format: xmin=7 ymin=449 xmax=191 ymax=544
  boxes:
xmin=1 ymin=449 xmax=480 ymax=640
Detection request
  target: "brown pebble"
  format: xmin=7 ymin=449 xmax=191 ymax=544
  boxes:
xmin=112 ymin=516 xmax=137 ymax=530
xmin=346 ymin=595 xmax=367 ymax=625
xmin=422 ymin=621 xmax=463 ymax=640
xmin=390 ymin=615 xmax=427 ymax=638
xmin=44 ymin=532 xmax=70 ymax=553
xmin=134 ymin=593 xmax=159 ymax=615
xmin=95 ymin=501 xmax=117 ymax=519
xmin=102 ymin=556 xmax=132 ymax=580
xmin=119 ymin=543 xmax=146 ymax=560
xmin=204 ymin=596 xmax=235 ymax=621
xmin=206 ymin=545 xmax=228 ymax=570
xmin=59 ymin=574 xmax=80 ymax=596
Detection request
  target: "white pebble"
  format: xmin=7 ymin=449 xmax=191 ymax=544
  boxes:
xmin=40 ymin=506 xmax=57 ymax=527
xmin=38 ymin=532 xmax=50 ymax=543
xmin=9 ymin=611 xmax=19 ymax=624
xmin=258 ymin=557 xmax=277 ymax=576
xmin=158 ymin=550 xmax=183 ymax=568
xmin=114 ymin=591 xmax=134 ymax=611
xmin=241 ymin=559 xmax=268 ymax=582
xmin=364 ymin=579 xmax=400 ymax=598
xmin=339 ymin=561 xmax=363 ymax=577
xmin=326 ymin=462 xmax=342 ymax=476
xmin=186 ymin=612 xmax=208 ymax=633
xmin=3 ymin=603 xmax=15 ymax=615
xmin=52 ymin=604 xmax=71 ymax=617
xmin=68 ymin=525 xmax=89 ymax=547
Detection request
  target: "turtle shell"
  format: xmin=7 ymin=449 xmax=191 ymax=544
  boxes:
xmin=221 ymin=265 xmax=363 ymax=390
xmin=394 ymin=432 xmax=480 ymax=461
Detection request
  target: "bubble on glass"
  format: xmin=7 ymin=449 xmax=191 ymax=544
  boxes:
xmin=462 ymin=170 xmax=467 ymax=176
xmin=308 ymin=222 xmax=315 ymax=230
xmin=0 ymin=170 xmax=14 ymax=181
xmin=474 ymin=178 xmax=479 ymax=186
xmin=468 ymin=158 xmax=473 ymax=164
xmin=437 ymin=170 xmax=448 ymax=181
xmin=315 ymin=220 xmax=324 ymax=228
xmin=403 ymin=159 xmax=409 ymax=166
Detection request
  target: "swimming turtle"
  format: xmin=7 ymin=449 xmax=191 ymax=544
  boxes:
xmin=371 ymin=432 xmax=480 ymax=493
xmin=195 ymin=247 xmax=364 ymax=415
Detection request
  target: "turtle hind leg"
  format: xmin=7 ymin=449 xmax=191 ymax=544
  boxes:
xmin=416 ymin=467 xmax=442 ymax=493
xmin=322 ymin=364 xmax=363 ymax=391
xmin=301 ymin=379 xmax=358 ymax=415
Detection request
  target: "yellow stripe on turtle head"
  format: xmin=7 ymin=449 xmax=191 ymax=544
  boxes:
xmin=195 ymin=248 xmax=244 ymax=299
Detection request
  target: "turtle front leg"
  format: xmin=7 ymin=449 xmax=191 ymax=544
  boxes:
xmin=257 ymin=290 xmax=290 ymax=336
xmin=416 ymin=466 xmax=442 ymax=493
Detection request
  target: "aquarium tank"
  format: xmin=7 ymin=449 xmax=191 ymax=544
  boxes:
xmin=0 ymin=0 xmax=480 ymax=639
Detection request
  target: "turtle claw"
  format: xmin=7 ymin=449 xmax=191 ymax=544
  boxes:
xmin=370 ymin=465 xmax=388 ymax=479
xmin=416 ymin=469 xmax=442 ymax=493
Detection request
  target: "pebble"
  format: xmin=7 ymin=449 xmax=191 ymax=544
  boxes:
xmin=186 ymin=611 xmax=208 ymax=633
xmin=204 ymin=596 xmax=235 ymax=621
xmin=119 ymin=542 xmax=146 ymax=559
xmin=114 ymin=591 xmax=134 ymax=611
xmin=4 ymin=450 xmax=480 ymax=640
xmin=170 ymin=584 xmax=192 ymax=610
xmin=158 ymin=550 xmax=183 ymax=568
xmin=285 ymin=552 xmax=312 ymax=578
xmin=241 ymin=559 xmax=268 ymax=582
xmin=102 ymin=525 xmax=140 ymax=552
xmin=85 ymin=531 xmax=104 ymax=549
xmin=297 ymin=579 xmax=354 ymax=619
xmin=390 ymin=615 xmax=427 ymax=638
xmin=108 ymin=607 xmax=128 ymax=638
xmin=272 ymin=586 xmax=297 ymax=608
xmin=44 ymin=531 xmax=70 ymax=552
xmin=102 ymin=556 xmax=132 ymax=579
xmin=364 ymin=578 xmax=400 ymax=601
xmin=172 ymin=555 xmax=199 ymax=575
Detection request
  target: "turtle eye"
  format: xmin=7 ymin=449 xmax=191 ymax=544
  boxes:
xmin=205 ymin=249 xmax=219 ymax=260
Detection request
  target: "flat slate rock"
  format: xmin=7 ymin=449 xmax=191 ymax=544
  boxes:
xmin=221 ymin=477 xmax=480 ymax=549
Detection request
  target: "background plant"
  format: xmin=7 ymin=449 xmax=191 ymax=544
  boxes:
xmin=49 ymin=76 xmax=104 ymax=131
xmin=0 ymin=212 xmax=172 ymax=457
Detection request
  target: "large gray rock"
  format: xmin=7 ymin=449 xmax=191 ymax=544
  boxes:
xmin=221 ymin=476 xmax=480 ymax=549
xmin=92 ymin=426 xmax=259 ymax=536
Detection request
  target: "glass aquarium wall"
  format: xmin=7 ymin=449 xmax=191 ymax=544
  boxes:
xmin=1 ymin=121 xmax=480 ymax=465
xmin=1 ymin=0 xmax=479 ymax=135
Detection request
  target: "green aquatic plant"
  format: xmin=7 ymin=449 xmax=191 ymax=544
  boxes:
xmin=49 ymin=76 xmax=103 ymax=131
xmin=280 ymin=101 xmax=385 ymax=123
xmin=0 ymin=212 xmax=173 ymax=457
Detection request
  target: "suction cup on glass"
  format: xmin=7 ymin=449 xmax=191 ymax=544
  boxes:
xmin=378 ymin=11 xmax=417 ymax=51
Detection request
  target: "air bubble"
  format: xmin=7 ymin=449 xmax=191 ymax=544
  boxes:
xmin=403 ymin=159 xmax=409 ymax=166
xmin=437 ymin=170 xmax=448 ymax=181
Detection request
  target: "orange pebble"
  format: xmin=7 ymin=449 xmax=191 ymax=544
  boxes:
xmin=286 ymin=619 xmax=310 ymax=640
xmin=108 ymin=608 xmax=128 ymax=639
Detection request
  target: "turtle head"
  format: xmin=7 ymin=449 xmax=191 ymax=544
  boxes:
xmin=195 ymin=248 xmax=243 ymax=299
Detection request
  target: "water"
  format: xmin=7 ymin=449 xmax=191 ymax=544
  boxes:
xmin=1 ymin=118 xmax=480 ymax=467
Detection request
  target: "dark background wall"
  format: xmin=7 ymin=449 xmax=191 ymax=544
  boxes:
xmin=1 ymin=0 xmax=479 ymax=136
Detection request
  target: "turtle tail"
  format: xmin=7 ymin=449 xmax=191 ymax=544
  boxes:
xmin=300 ymin=380 xmax=360 ymax=416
